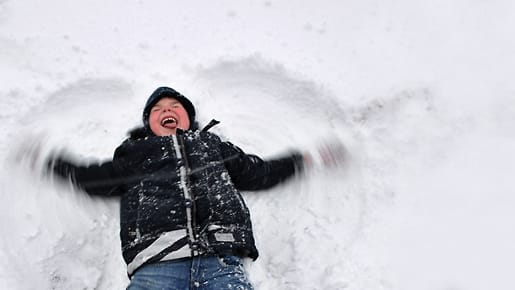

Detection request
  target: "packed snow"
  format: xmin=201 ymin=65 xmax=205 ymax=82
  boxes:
xmin=1 ymin=0 xmax=514 ymax=289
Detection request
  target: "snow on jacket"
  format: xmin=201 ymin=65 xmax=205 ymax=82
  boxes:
xmin=51 ymin=127 xmax=304 ymax=275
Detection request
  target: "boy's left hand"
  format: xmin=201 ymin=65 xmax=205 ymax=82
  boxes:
xmin=304 ymin=139 xmax=347 ymax=170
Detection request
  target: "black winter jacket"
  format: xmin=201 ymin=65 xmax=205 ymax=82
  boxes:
xmin=52 ymin=127 xmax=303 ymax=275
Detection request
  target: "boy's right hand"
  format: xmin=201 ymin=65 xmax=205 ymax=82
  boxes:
xmin=14 ymin=140 xmax=41 ymax=168
xmin=12 ymin=136 xmax=51 ymax=174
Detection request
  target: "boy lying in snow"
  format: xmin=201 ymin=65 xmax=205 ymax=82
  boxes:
xmin=24 ymin=87 xmax=345 ymax=289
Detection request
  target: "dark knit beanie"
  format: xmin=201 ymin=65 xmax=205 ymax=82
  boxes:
xmin=142 ymin=87 xmax=197 ymax=130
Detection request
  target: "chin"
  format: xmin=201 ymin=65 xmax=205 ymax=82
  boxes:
xmin=151 ymin=128 xmax=175 ymax=136
xmin=163 ymin=130 xmax=176 ymax=136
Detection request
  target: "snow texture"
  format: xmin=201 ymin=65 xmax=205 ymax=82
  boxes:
xmin=1 ymin=0 xmax=515 ymax=289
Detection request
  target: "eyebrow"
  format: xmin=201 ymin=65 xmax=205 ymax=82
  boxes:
xmin=154 ymin=100 xmax=180 ymax=107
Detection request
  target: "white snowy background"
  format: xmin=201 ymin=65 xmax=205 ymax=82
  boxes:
xmin=1 ymin=0 xmax=515 ymax=289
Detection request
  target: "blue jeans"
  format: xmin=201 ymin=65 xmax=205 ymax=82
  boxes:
xmin=127 ymin=255 xmax=254 ymax=290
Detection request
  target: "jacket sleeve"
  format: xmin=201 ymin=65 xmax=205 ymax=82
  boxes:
xmin=220 ymin=141 xmax=305 ymax=191
xmin=49 ymin=155 xmax=124 ymax=197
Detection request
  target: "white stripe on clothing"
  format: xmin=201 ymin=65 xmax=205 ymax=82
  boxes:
xmin=127 ymin=229 xmax=188 ymax=275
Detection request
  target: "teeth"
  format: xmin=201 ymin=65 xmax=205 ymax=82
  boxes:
xmin=161 ymin=117 xmax=177 ymax=126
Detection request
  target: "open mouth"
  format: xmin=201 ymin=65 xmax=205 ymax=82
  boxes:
xmin=161 ymin=117 xmax=177 ymax=129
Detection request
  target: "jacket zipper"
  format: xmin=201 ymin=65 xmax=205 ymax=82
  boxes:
xmin=171 ymin=132 xmax=198 ymax=255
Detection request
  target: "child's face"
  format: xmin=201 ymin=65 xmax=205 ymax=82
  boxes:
xmin=148 ymin=97 xmax=191 ymax=136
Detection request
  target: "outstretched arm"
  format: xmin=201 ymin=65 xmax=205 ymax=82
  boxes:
xmin=50 ymin=156 xmax=124 ymax=196
xmin=220 ymin=141 xmax=305 ymax=191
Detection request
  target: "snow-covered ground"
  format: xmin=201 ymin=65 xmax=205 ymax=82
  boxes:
xmin=1 ymin=0 xmax=515 ymax=289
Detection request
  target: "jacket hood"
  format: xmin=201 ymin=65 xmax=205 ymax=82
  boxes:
xmin=127 ymin=127 xmax=150 ymax=140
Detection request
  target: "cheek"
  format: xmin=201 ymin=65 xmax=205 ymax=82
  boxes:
xmin=148 ymin=113 xmax=160 ymax=127
xmin=180 ymin=112 xmax=191 ymax=126
xmin=148 ymin=115 xmax=163 ymax=135
xmin=149 ymin=111 xmax=159 ymax=121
